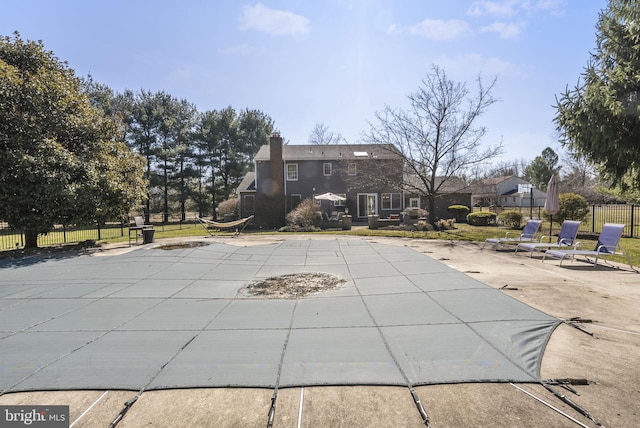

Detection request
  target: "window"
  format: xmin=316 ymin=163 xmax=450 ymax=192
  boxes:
xmin=287 ymin=163 xmax=298 ymax=181
xmin=335 ymin=193 xmax=346 ymax=207
xmin=243 ymin=195 xmax=255 ymax=214
xmin=348 ymin=162 xmax=356 ymax=175
xmin=382 ymin=193 xmax=401 ymax=210
xmin=409 ymin=197 xmax=420 ymax=208
xmin=323 ymin=163 xmax=332 ymax=176
xmin=290 ymin=194 xmax=302 ymax=211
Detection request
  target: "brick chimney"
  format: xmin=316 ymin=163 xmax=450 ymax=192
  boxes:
xmin=254 ymin=132 xmax=286 ymax=228
xmin=269 ymin=132 xmax=284 ymax=193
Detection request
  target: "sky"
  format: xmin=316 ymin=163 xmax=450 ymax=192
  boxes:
xmin=1 ymin=0 xmax=608 ymax=163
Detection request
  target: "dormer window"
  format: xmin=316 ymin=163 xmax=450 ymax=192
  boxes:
xmin=323 ymin=163 xmax=332 ymax=176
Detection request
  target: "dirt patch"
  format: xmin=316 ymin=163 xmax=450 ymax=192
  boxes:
xmin=157 ymin=242 xmax=210 ymax=250
xmin=241 ymin=273 xmax=346 ymax=299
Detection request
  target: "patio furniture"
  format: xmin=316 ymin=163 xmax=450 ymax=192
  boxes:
xmin=483 ymin=219 xmax=542 ymax=250
xmin=197 ymin=215 xmax=254 ymax=236
xmin=542 ymin=223 xmax=634 ymax=270
xmin=128 ymin=216 xmax=154 ymax=246
xmin=515 ymin=220 xmax=581 ymax=257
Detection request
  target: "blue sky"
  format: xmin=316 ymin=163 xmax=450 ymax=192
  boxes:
xmin=2 ymin=0 xmax=607 ymax=162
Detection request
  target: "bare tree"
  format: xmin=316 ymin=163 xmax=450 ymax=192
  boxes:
xmin=363 ymin=65 xmax=502 ymax=224
xmin=308 ymin=122 xmax=342 ymax=145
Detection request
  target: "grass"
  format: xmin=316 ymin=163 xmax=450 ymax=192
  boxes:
xmin=2 ymin=221 xmax=639 ymax=268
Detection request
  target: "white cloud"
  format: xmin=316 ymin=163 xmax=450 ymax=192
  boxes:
xmin=239 ymin=3 xmax=310 ymax=36
xmin=468 ymin=0 xmax=565 ymax=17
xmin=468 ymin=1 xmax=520 ymax=17
xmin=392 ymin=19 xmax=473 ymax=41
xmin=480 ymin=22 xmax=523 ymax=38
xmin=434 ymin=53 xmax=529 ymax=79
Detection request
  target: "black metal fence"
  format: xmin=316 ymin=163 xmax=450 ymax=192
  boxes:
xmin=0 ymin=213 xmax=200 ymax=251
xmin=0 ymin=222 xmax=127 ymax=251
xmin=2 ymin=205 xmax=638 ymax=250
xmin=473 ymin=204 xmax=639 ymax=238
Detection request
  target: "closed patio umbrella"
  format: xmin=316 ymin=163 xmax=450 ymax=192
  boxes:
xmin=544 ymin=174 xmax=559 ymax=241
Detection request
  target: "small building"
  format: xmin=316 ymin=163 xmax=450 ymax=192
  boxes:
xmin=403 ymin=175 xmax=472 ymax=220
xmin=469 ymin=175 xmax=546 ymax=208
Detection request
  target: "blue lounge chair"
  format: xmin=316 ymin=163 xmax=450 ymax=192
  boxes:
xmin=515 ymin=220 xmax=581 ymax=257
xmin=543 ymin=223 xmax=634 ymax=270
xmin=483 ymin=219 xmax=542 ymax=250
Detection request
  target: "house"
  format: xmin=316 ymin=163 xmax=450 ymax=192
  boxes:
xmin=403 ymin=175 xmax=472 ymax=220
xmin=237 ymin=133 xmax=404 ymax=228
xmin=469 ymin=175 xmax=546 ymax=208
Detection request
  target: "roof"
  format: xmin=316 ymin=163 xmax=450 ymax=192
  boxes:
xmin=236 ymin=171 xmax=255 ymax=193
xmin=404 ymin=174 xmax=472 ymax=194
xmin=255 ymin=143 xmax=401 ymax=161
xmin=472 ymin=175 xmax=516 ymax=186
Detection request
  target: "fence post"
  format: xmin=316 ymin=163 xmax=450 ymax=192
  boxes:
xmin=97 ymin=222 xmax=102 ymax=240
xmin=631 ymin=204 xmax=635 ymax=238
xmin=63 ymin=224 xmax=67 ymax=243
xmin=591 ymin=205 xmax=596 ymax=233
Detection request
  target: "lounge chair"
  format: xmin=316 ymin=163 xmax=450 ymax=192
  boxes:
xmin=515 ymin=220 xmax=581 ymax=256
xmin=197 ymin=215 xmax=254 ymax=236
xmin=542 ymin=223 xmax=634 ymax=270
xmin=483 ymin=219 xmax=542 ymax=250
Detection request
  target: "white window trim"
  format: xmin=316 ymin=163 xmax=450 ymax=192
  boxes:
xmin=381 ymin=193 xmax=401 ymax=210
xmin=286 ymin=163 xmax=298 ymax=181
xmin=409 ymin=197 xmax=420 ymax=208
xmin=323 ymin=162 xmax=332 ymax=176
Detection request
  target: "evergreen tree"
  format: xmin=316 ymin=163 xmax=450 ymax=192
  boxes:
xmin=555 ymin=0 xmax=640 ymax=188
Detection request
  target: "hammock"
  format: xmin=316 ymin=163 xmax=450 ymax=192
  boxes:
xmin=197 ymin=215 xmax=254 ymax=235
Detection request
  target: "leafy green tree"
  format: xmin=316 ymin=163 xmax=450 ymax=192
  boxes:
xmin=524 ymin=147 xmax=559 ymax=190
xmin=555 ymin=0 xmax=640 ymax=188
xmin=549 ymin=193 xmax=590 ymax=224
xmin=0 ymin=33 xmax=146 ymax=248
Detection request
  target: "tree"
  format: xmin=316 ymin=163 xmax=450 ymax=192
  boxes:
xmin=0 ymin=33 xmax=146 ymax=248
xmin=308 ymin=123 xmax=342 ymax=145
xmin=524 ymin=147 xmax=559 ymax=190
xmin=555 ymin=0 xmax=640 ymax=188
xmin=363 ymin=65 xmax=502 ymax=224
xmin=195 ymin=107 xmax=272 ymax=218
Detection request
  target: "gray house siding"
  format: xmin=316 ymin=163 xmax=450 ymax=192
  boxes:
xmin=239 ymin=135 xmax=405 ymax=226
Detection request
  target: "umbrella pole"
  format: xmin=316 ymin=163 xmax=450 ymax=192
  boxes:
xmin=549 ymin=215 xmax=553 ymax=243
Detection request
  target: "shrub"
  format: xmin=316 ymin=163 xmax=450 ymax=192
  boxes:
xmin=467 ymin=211 xmax=497 ymax=226
xmin=403 ymin=207 xmax=428 ymax=221
xmin=414 ymin=220 xmax=434 ymax=231
xmin=285 ymin=198 xmax=317 ymax=227
xmin=217 ymin=198 xmax=239 ymax=218
xmin=498 ymin=210 xmax=523 ymax=228
xmin=547 ymin=193 xmax=590 ymax=223
xmin=447 ymin=205 xmax=470 ymax=223
xmin=436 ymin=218 xmax=456 ymax=230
